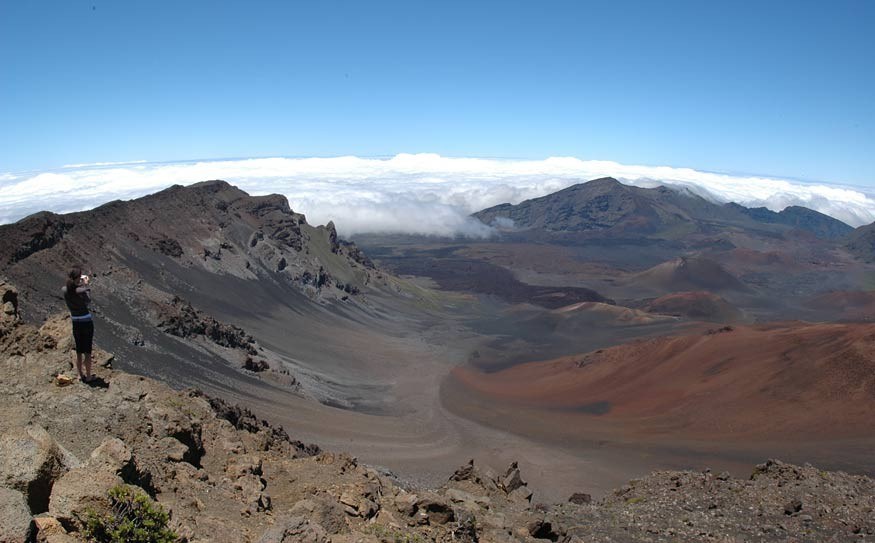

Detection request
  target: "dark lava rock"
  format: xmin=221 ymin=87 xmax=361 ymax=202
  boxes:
xmin=154 ymin=236 xmax=183 ymax=258
xmin=244 ymin=357 xmax=270 ymax=372
xmin=784 ymin=498 xmax=803 ymax=515
xmin=156 ymin=296 xmax=257 ymax=355
xmin=568 ymin=492 xmax=592 ymax=505
xmin=415 ymin=496 xmax=455 ymax=525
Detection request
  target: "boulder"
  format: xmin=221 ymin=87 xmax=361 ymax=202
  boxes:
xmin=257 ymin=515 xmax=329 ymax=543
xmin=87 ymin=437 xmax=152 ymax=493
xmin=395 ymin=492 xmax=418 ymax=517
xmin=225 ymin=454 xmax=263 ymax=478
xmin=784 ymin=498 xmax=803 ymax=515
xmin=288 ymin=496 xmax=347 ymax=534
xmin=0 ymin=486 xmax=33 ymax=543
xmin=0 ymin=425 xmax=76 ymax=513
xmin=88 ymin=437 xmax=133 ymax=476
xmin=415 ymin=494 xmax=455 ymax=525
xmin=508 ymin=485 xmax=534 ymax=504
xmin=568 ymin=492 xmax=592 ymax=505
xmin=527 ymin=518 xmax=561 ymax=540
xmin=501 ymin=462 xmax=525 ymax=493
xmin=158 ymin=436 xmax=191 ymax=463
xmin=449 ymin=459 xmax=477 ymax=482
xmin=48 ymin=467 xmax=122 ymax=530
xmin=234 ymin=474 xmax=270 ymax=512
xmin=33 ymin=515 xmax=74 ymax=543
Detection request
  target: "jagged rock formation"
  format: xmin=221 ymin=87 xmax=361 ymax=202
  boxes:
xmin=152 ymin=295 xmax=258 ymax=355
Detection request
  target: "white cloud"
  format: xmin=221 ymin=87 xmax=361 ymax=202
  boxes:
xmin=1 ymin=154 xmax=873 ymax=235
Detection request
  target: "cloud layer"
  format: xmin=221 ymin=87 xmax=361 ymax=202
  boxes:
xmin=1 ymin=154 xmax=874 ymax=236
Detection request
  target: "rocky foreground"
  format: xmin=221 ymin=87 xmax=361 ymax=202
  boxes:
xmin=1 ymin=280 xmax=874 ymax=542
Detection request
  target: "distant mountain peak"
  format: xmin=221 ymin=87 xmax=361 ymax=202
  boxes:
xmin=473 ymin=177 xmax=855 ymax=241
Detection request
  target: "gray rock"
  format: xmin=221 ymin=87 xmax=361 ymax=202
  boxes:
xmin=88 ymin=437 xmax=134 ymax=476
xmin=568 ymin=492 xmax=592 ymax=505
xmin=395 ymin=492 xmax=419 ymax=516
xmin=415 ymin=494 xmax=455 ymax=525
xmin=502 ymin=462 xmax=525 ymax=493
xmin=0 ymin=425 xmax=71 ymax=513
xmin=288 ymin=496 xmax=347 ymax=534
xmin=0 ymin=487 xmax=34 ymax=543
xmin=257 ymin=515 xmax=328 ymax=543
xmin=784 ymin=498 xmax=803 ymax=515
xmin=48 ymin=468 xmax=122 ymax=529
xmin=449 ymin=459 xmax=476 ymax=481
xmin=508 ymin=485 xmax=534 ymax=504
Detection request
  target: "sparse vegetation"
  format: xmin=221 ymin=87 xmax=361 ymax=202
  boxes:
xmin=364 ymin=523 xmax=430 ymax=543
xmin=83 ymin=485 xmax=178 ymax=543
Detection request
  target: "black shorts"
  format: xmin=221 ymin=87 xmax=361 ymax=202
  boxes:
xmin=72 ymin=320 xmax=94 ymax=354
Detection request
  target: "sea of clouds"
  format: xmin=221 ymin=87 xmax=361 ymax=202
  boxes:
xmin=1 ymin=153 xmax=874 ymax=236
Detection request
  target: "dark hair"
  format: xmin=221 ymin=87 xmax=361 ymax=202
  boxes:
xmin=66 ymin=267 xmax=82 ymax=294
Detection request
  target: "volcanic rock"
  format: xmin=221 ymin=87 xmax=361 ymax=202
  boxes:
xmin=257 ymin=515 xmax=329 ymax=543
xmin=0 ymin=424 xmax=78 ymax=514
xmin=0 ymin=486 xmax=34 ymax=543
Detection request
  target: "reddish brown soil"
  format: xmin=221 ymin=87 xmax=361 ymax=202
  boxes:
xmin=451 ymin=322 xmax=875 ymax=441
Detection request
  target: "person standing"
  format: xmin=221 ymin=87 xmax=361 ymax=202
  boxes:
xmin=62 ymin=267 xmax=94 ymax=382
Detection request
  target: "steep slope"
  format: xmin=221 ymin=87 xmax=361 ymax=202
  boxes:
xmin=847 ymin=222 xmax=875 ymax=261
xmin=0 ymin=180 xmax=396 ymax=407
xmin=0 ymin=180 xmax=375 ymax=312
xmin=452 ymin=322 xmax=875 ymax=440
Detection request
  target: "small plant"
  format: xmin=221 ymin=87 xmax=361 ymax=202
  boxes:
xmin=364 ymin=523 xmax=428 ymax=543
xmin=84 ymin=485 xmax=178 ymax=543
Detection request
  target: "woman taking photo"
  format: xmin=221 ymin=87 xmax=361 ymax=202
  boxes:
xmin=62 ymin=267 xmax=94 ymax=382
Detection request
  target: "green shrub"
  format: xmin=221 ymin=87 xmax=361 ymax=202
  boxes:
xmin=83 ymin=485 xmax=178 ymax=543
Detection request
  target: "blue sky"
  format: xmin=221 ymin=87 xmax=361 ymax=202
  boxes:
xmin=1 ymin=0 xmax=873 ymax=186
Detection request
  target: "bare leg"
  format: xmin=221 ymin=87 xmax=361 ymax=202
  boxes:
xmin=76 ymin=353 xmax=84 ymax=379
xmin=83 ymin=353 xmax=93 ymax=381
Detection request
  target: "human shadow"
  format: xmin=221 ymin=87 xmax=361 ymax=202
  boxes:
xmin=84 ymin=376 xmax=109 ymax=389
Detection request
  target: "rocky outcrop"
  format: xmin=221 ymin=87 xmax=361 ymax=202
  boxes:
xmin=154 ymin=295 xmax=258 ymax=354
xmin=153 ymin=236 xmax=184 ymax=258
xmin=0 ymin=212 xmax=71 ymax=265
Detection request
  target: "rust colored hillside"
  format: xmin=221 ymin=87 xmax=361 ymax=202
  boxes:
xmin=452 ymin=322 xmax=875 ymax=441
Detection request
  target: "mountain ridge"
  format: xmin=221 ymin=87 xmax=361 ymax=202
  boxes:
xmin=473 ymin=177 xmax=854 ymax=241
